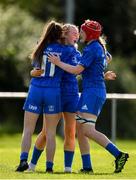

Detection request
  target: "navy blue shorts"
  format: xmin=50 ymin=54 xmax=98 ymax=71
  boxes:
xmin=23 ymin=84 xmax=61 ymax=114
xmin=61 ymin=93 xmax=79 ymax=113
xmin=77 ymin=88 xmax=106 ymax=116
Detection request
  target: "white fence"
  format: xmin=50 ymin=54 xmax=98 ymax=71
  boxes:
xmin=0 ymin=92 xmax=136 ymax=143
xmin=107 ymin=94 xmax=136 ymax=143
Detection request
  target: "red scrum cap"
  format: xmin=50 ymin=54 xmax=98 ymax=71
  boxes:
xmin=81 ymin=20 xmax=102 ymax=42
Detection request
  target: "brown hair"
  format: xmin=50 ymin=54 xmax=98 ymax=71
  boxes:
xmin=30 ymin=20 xmax=63 ymax=66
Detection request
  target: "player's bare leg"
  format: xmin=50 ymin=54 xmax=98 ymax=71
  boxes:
xmin=78 ymin=112 xmax=129 ymax=173
xmin=16 ymin=111 xmax=39 ymax=172
xmin=44 ymin=113 xmax=61 ymax=172
xmin=28 ymin=119 xmax=46 ymax=171
xmin=63 ymin=112 xmax=76 ymax=172
xmin=76 ymin=122 xmax=93 ymax=173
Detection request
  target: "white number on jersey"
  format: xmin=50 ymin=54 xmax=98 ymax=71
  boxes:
xmin=41 ymin=55 xmax=55 ymax=77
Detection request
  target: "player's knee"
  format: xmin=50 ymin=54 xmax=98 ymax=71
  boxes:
xmin=77 ymin=127 xmax=85 ymax=137
xmin=84 ymin=126 xmax=96 ymax=137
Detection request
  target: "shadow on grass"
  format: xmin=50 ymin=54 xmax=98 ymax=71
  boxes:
xmin=93 ymin=172 xmax=114 ymax=175
xmin=26 ymin=170 xmax=114 ymax=176
xmin=29 ymin=171 xmax=78 ymax=174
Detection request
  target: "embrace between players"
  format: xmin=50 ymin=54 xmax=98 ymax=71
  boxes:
xmin=16 ymin=19 xmax=129 ymax=173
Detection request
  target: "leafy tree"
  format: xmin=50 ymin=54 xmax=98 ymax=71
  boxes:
xmin=0 ymin=5 xmax=44 ymax=133
xmin=0 ymin=5 xmax=44 ymax=88
xmin=0 ymin=0 xmax=64 ymax=21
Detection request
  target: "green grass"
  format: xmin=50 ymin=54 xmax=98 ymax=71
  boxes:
xmin=0 ymin=134 xmax=136 ymax=179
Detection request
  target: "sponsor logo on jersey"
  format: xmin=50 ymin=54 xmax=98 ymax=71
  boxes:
xmin=28 ymin=104 xmax=37 ymax=111
xmin=45 ymin=51 xmax=62 ymax=56
xmin=81 ymin=104 xmax=88 ymax=110
xmin=48 ymin=105 xmax=55 ymax=112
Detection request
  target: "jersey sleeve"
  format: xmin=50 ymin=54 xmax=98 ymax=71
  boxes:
xmin=31 ymin=60 xmax=40 ymax=69
xmin=78 ymin=47 xmax=95 ymax=68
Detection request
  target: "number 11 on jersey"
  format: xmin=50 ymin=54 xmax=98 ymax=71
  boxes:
xmin=41 ymin=55 xmax=55 ymax=77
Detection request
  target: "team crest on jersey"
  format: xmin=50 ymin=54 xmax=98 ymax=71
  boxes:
xmin=72 ymin=57 xmax=78 ymax=64
xmin=48 ymin=105 xmax=55 ymax=112
xmin=81 ymin=104 xmax=88 ymax=110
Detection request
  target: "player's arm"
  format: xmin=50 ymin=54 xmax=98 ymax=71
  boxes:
xmin=30 ymin=68 xmax=44 ymax=77
xmin=104 ymin=71 xmax=116 ymax=80
xmin=30 ymin=59 xmax=44 ymax=77
xmin=48 ymin=54 xmax=84 ymax=75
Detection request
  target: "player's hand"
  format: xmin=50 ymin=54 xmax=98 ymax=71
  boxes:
xmin=48 ymin=54 xmax=61 ymax=65
xmin=104 ymin=71 xmax=116 ymax=80
xmin=30 ymin=69 xmax=44 ymax=77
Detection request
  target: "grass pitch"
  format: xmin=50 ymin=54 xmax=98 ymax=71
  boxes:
xmin=0 ymin=134 xmax=136 ymax=179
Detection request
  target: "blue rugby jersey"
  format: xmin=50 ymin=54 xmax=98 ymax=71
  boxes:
xmin=78 ymin=40 xmax=107 ymax=89
xmin=31 ymin=43 xmax=75 ymax=88
xmin=61 ymin=47 xmax=81 ymax=95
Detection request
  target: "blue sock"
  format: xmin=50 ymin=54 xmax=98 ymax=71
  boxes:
xmin=82 ymin=154 xmax=92 ymax=169
xmin=106 ymin=143 xmax=121 ymax=158
xmin=46 ymin=161 xmax=53 ymax=170
xmin=31 ymin=146 xmax=43 ymax=165
xmin=20 ymin=152 xmax=28 ymax=161
xmin=64 ymin=150 xmax=74 ymax=168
